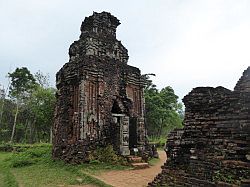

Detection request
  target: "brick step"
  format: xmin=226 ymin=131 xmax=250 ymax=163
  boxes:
xmin=127 ymin=156 xmax=142 ymax=163
xmin=131 ymin=162 xmax=149 ymax=169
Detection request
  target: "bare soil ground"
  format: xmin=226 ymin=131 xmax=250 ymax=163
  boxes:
xmin=91 ymin=150 xmax=166 ymax=187
xmin=68 ymin=185 xmax=97 ymax=187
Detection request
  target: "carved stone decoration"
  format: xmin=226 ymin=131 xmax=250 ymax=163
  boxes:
xmin=52 ymin=12 xmax=148 ymax=163
xmin=149 ymin=67 xmax=250 ymax=187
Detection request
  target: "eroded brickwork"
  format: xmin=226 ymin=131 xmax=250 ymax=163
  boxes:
xmin=53 ymin=12 xmax=147 ymax=163
xmin=149 ymin=67 xmax=250 ymax=187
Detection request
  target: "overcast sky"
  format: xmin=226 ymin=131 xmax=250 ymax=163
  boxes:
xmin=0 ymin=0 xmax=249 ymax=100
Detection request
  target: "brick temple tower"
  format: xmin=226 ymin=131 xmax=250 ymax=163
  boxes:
xmin=53 ymin=12 xmax=147 ymax=163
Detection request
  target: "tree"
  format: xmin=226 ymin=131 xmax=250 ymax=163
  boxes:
xmin=27 ymin=86 xmax=56 ymax=143
xmin=0 ymin=68 xmax=56 ymax=143
xmin=0 ymin=85 xmax=5 ymax=128
xmin=8 ymin=67 xmax=37 ymax=143
xmin=35 ymin=70 xmax=50 ymax=88
xmin=0 ymin=98 xmax=15 ymax=142
xmin=0 ymin=78 xmax=10 ymax=129
xmin=144 ymin=77 xmax=183 ymax=137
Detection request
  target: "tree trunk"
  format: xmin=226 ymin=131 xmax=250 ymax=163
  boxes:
xmin=10 ymin=101 xmax=19 ymax=143
xmin=0 ymin=81 xmax=10 ymax=128
xmin=24 ymin=119 xmax=29 ymax=142
xmin=50 ymin=126 xmax=53 ymax=144
xmin=157 ymin=119 xmax=163 ymax=137
xmin=29 ymin=119 xmax=36 ymax=144
xmin=29 ymin=120 xmax=33 ymax=144
xmin=0 ymin=99 xmax=5 ymax=128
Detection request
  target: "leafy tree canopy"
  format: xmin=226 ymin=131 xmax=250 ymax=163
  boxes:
xmin=0 ymin=67 xmax=56 ymax=143
xmin=144 ymin=76 xmax=183 ymax=137
xmin=8 ymin=67 xmax=37 ymax=100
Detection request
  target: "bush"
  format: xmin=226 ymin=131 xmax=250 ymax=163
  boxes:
xmin=0 ymin=143 xmax=13 ymax=152
xmin=9 ymin=155 xmax=36 ymax=168
xmin=89 ymin=145 xmax=127 ymax=165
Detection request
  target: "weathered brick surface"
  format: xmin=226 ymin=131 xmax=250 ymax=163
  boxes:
xmin=149 ymin=67 xmax=250 ymax=186
xmin=53 ymin=12 xmax=148 ymax=163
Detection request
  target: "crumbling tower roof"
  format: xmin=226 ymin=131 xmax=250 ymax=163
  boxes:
xmin=80 ymin=11 xmax=120 ymax=38
xmin=69 ymin=11 xmax=128 ymax=64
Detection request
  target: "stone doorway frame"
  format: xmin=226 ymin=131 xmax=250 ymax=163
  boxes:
xmin=112 ymin=114 xmax=130 ymax=156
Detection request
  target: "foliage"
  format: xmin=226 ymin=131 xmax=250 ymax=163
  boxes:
xmin=5 ymin=144 xmax=51 ymax=167
xmin=144 ymin=75 xmax=183 ymax=137
xmin=8 ymin=67 xmax=38 ymax=143
xmin=212 ymin=169 xmax=249 ymax=185
xmin=34 ymin=70 xmax=50 ymax=88
xmin=213 ymin=170 xmax=234 ymax=184
xmin=26 ymin=86 xmax=56 ymax=142
xmin=0 ymin=67 xmax=56 ymax=143
xmin=8 ymin=67 xmax=37 ymax=100
xmin=148 ymin=136 xmax=166 ymax=148
xmin=0 ymin=99 xmax=15 ymax=142
xmin=89 ymin=145 xmax=128 ymax=165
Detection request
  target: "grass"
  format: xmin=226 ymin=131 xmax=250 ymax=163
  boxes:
xmin=11 ymin=164 xmax=110 ymax=187
xmin=148 ymin=136 xmax=166 ymax=148
xmin=148 ymin=157 xmax=160 ymax=166
xmin=0 ymin=143 xmax=130 ymax=187
xmin=0 ymin=152 xmax=18 ymax=187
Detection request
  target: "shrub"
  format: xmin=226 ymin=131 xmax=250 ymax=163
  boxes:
xmin=9 ymin=155 xmax=36 ymax=168
xmin=0 ymin=143 xmax=14 ymax=152
xmin=89 ymin=145 xmax=127 ymax=165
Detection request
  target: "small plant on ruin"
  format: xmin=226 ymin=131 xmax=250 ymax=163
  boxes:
xmin=212 ymin=170 xmax=239 ymax=185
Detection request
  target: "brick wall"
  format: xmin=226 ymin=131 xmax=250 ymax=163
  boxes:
xmin=149 ymin=67 xmax=250 ymax=187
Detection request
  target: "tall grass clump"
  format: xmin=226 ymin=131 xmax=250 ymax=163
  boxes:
xmin=4 ymin=144 xmax=51 ymax=168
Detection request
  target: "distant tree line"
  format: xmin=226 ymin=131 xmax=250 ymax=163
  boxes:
xmin=0 ymin=67 xmax=56 ymax=143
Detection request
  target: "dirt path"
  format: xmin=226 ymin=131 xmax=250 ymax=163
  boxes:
xmin=92 ymin=151 xmax=166 ymax=187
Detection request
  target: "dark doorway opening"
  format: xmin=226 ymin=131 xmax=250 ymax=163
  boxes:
xmin=129 ymin=117 xmax=137 ymax=149
xmin=111 ymin=100 xmax=122 ymax=114
xmin=111 ymin=100 xmax=123 ymax=153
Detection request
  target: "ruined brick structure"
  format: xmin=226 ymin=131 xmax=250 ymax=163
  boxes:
xmin=53 ymin=12 xmax=147 ymax=163
xmin=149 ymin=67 xmax=250 ymax=187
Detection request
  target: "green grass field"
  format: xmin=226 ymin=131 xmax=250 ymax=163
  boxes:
xmin=0 ymin=152 xmax=18 ymax=187
xmin=0 ymin=144 xmax=131 ymax=187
